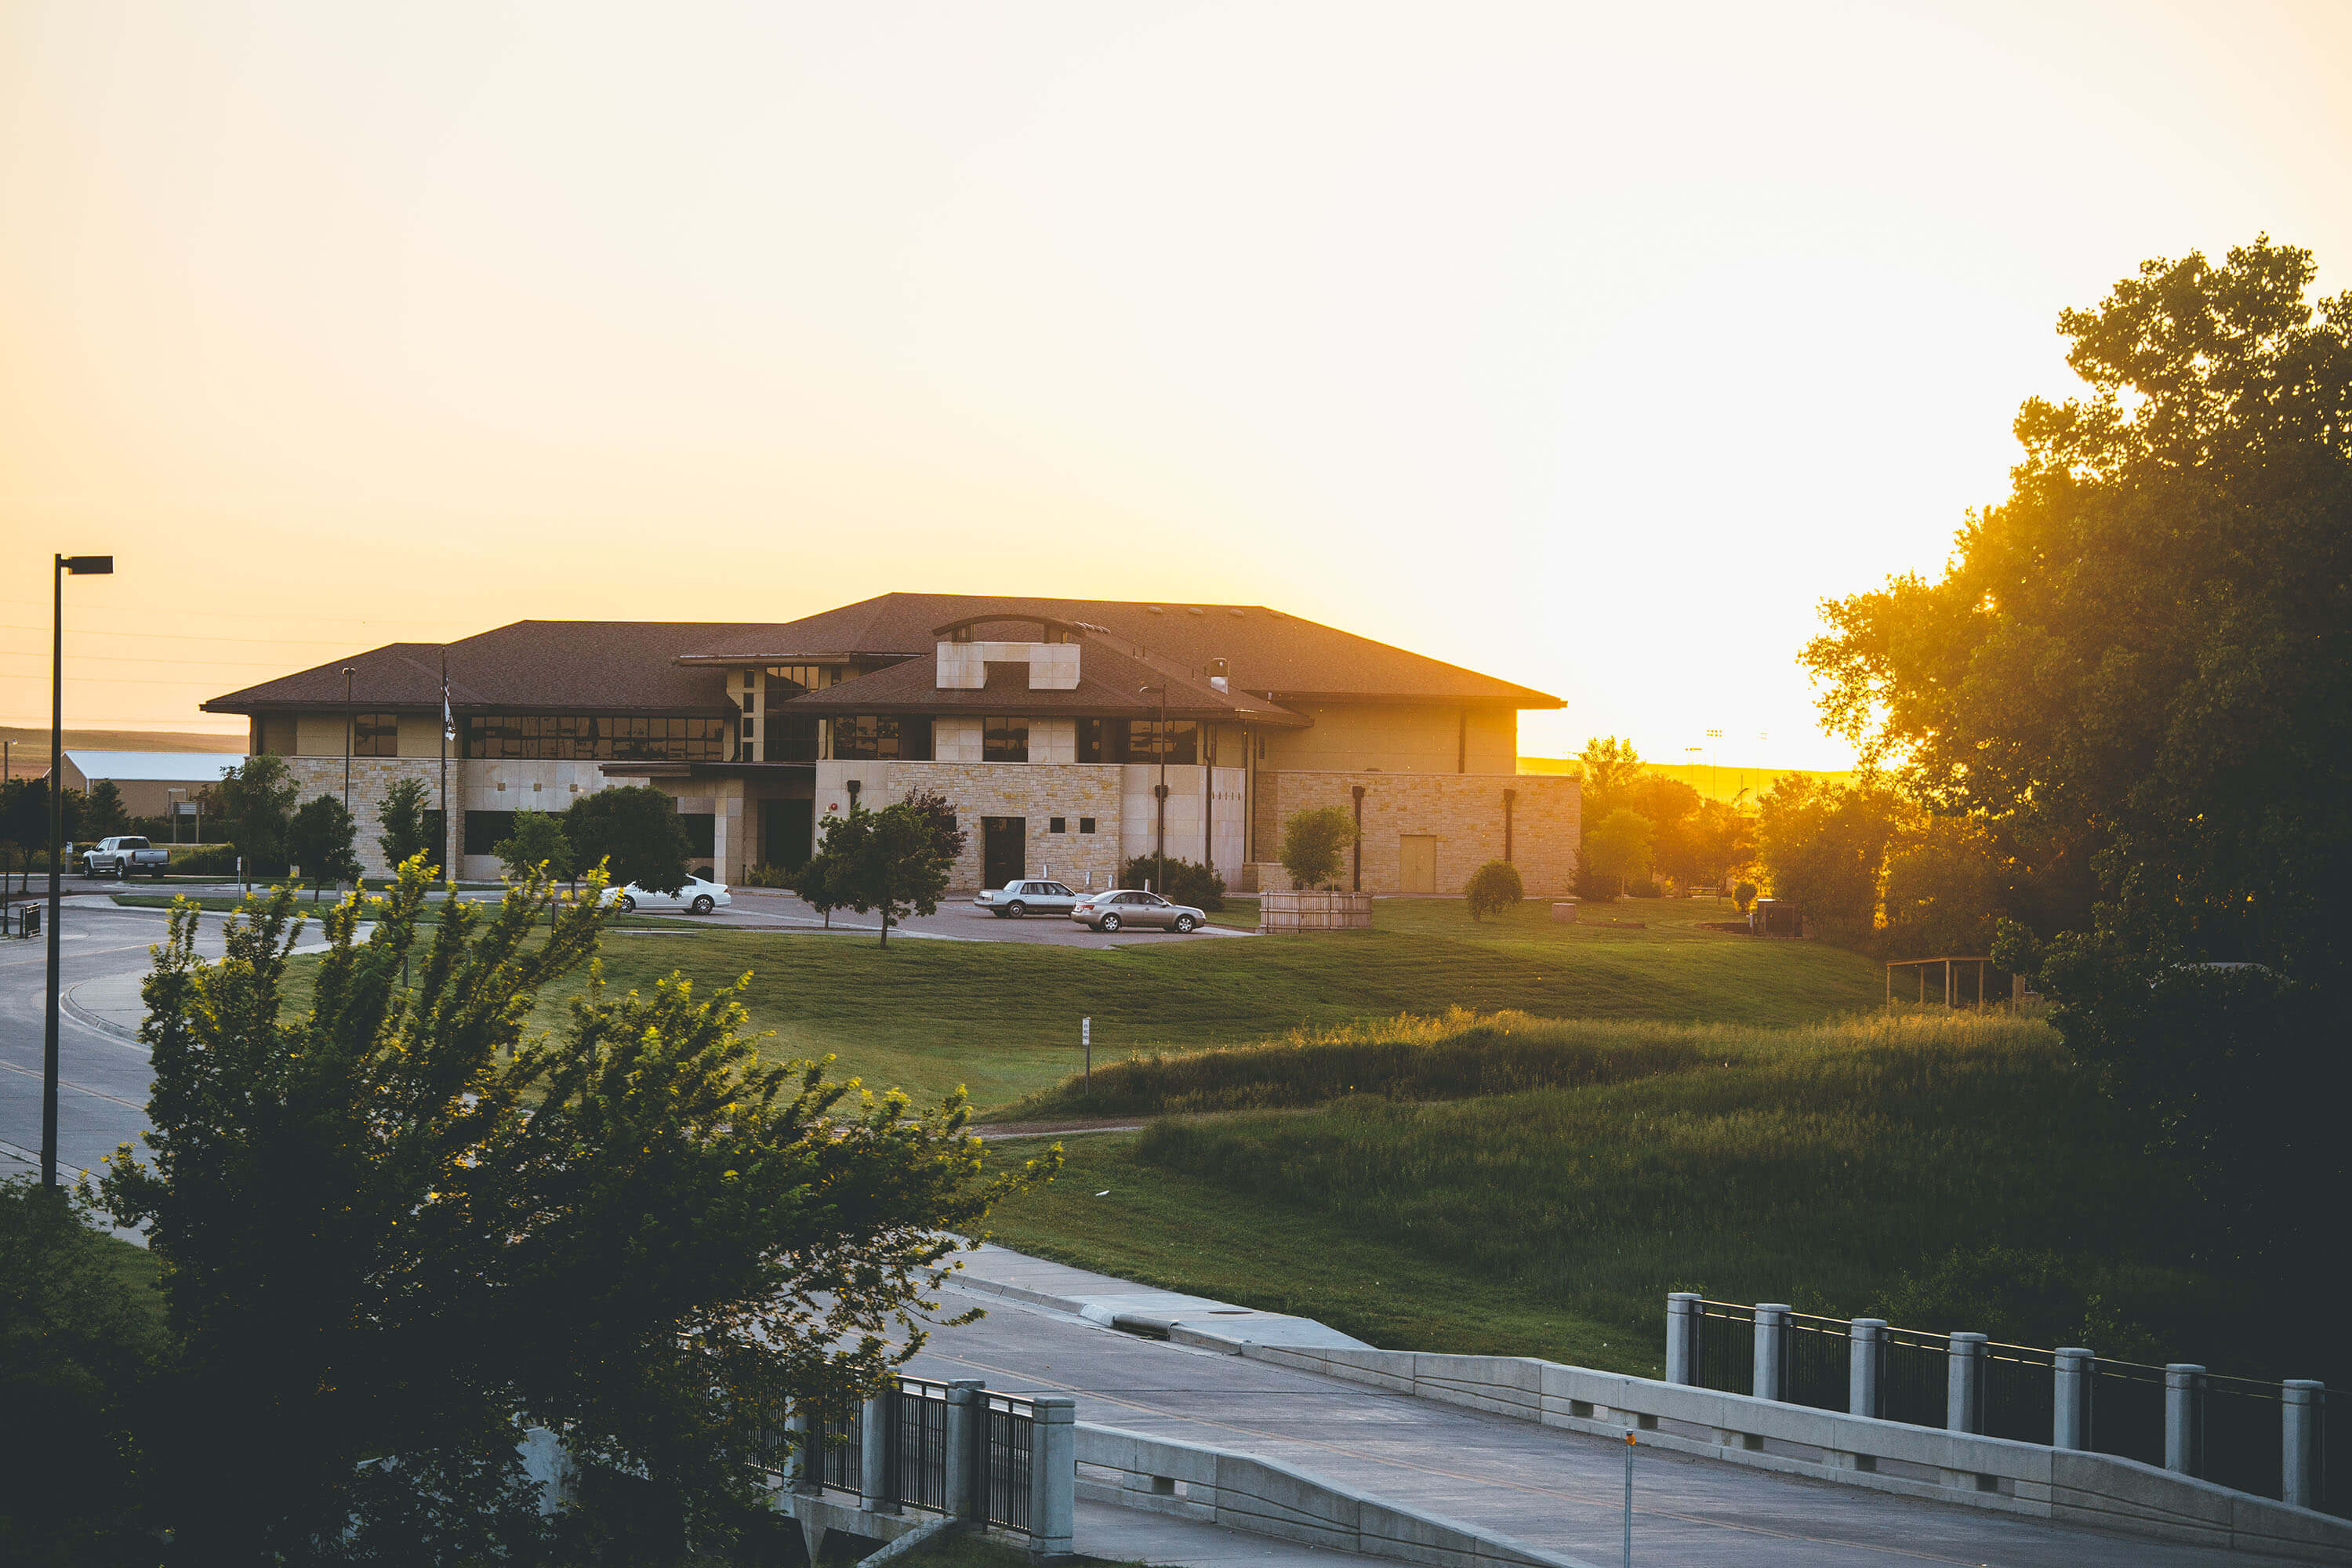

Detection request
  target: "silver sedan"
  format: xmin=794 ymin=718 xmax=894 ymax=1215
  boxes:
xmin=1069 ymin=888 xmax=1206 ymax=933
xmin=972 ymin=879 xmax=1080 ymax=918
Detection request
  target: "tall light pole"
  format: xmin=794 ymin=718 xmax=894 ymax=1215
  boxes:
xmin=1138 ymin=683 xmax=1169 ymax=866
xmin=45 ymin=552 xmax=113 ymax=1188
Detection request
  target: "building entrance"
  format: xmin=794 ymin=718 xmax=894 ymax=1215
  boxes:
xmin=982 ymin=816 xmax=1025 ymax=890
xmin=761 ymin=798 xmax=813 ymax=869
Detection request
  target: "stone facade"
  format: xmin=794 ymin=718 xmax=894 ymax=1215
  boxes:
xmin=278 ymin=754 xmax=460 ymax=881
xmin=1250 ymin=770 xmax=1579 ymax=896
xmin=815 ymin=760 xmax=1127 ymax=892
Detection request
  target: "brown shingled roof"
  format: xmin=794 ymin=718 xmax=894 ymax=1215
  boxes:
xmin=203 ymin=597 xmax=1559 ymax=715
xmin=672 ymin=593 xmax=1560 ymax=707
xmin=780 ymin=637 xmax=1308 ymax=724
xmin=204 ymin=621 xmax=739 ymax=716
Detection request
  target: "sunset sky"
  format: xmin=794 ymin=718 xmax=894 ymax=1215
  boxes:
xmin=3 ymin=1 xmax=2347 ymax=769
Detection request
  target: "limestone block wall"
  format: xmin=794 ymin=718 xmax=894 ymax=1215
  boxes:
xmin=1118 ymin=764 xmax=1247 ymax=877
xmin=815 ymin=760 xmax=1127 ymax=891
xmin=1250 ymin=771 xmax=1578 ymax=895
xmin=278 ymin=755 xmax=459 ymax=882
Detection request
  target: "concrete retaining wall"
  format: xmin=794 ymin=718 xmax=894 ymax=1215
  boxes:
xmin=1076 ymin=1423 xmax=1589 ymax=1568
xmin=1180 ymin=1338 xmax=2352 ymax=1564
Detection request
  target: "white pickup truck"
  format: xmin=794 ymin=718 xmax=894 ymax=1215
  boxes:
xmin=82 ymin=836 xmax=171 ymax=880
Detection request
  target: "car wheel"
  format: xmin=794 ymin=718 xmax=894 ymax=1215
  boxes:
xmin=1172 ymin=913 xmax=1196 ymax=933
xmin=1007 ymin=901 xmax=1026 ymax=918
xmin=1098 ymin=913 xmax=1121 ymax=932
xmin=691 ymin=895 xmax=714 ymax=914
xmin=617 ymin=895 xmax=637 ymax=913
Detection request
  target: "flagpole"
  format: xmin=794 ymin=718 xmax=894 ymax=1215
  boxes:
xmin=439 ymin=652 xmax=450 ymax=880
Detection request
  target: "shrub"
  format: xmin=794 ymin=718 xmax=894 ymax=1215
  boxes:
xmin=1734 ymin=880 xmax=1759 ymax=913
xmin=1279 ymin=806 xmax=1357 ymax=891
xmin=1627 ymin=878 xmax=1663 ymax=898
xmin=1120 ymin=854 xmax=1225 ymax=912
xmin=172 ymin=844 xmax=241 ymax=877
xmin=742 ymin=864 xmax=796 ymax=889
xmin=1464 ymin=860 xmax=1523 ymax=920
xmin=1572 ymin=865 xmax=1617 ymax=901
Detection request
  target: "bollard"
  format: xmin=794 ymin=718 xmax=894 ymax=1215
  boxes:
xmin=945 ymin=1379 xmax=986 ymax=1520
xmin=1849 ymin=1319 xmax=1886 ymax=1419
xmin=2284 ymin=1381 xmax=2324 ymax=1510
xmin=861 ymin=1388 xmax=895 ymax=1512
xmin=2053 ymin=1349 xmax=2095 ymax=1450
xmin=1028 ymin=1396 xmax=1077 ymax=1562
xmin=1753 ymin=1305 xmax=1790 ymax=1403
xmin=1946 ymin=1333 xmax=1987 ymax=1433
xmin=2165 ymin=1365 xmax=2206 ymax=1477
xmin=1665 ymin=1294 xmax=1702 ymax=1385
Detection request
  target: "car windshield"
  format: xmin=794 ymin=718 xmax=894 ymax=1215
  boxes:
xmin=122 ymin=838 xmax=148 ymax=849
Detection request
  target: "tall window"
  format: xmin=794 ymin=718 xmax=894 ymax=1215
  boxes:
xmin=354 ymin=713 xmax=400 ymax=757
xmin=983 ymin=717 xmax=1029 ymax=762
xmin=1117 ymin=718 xmax=1198 ymax=764
xmin=1076 ymin=718 xmax=1106 ymax=762
xmin=465 ymin=715 xmax=727 ymax=761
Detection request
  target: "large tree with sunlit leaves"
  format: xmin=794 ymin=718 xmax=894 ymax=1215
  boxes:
xmin=101 ymin=858 xmax=1054 ymax=1562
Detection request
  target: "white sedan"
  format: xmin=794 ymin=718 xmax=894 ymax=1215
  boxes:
xmin=603 ymin=873 xmax=731 ymax=915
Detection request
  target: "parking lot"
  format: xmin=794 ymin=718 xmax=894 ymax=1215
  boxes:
xmin=686 ymin=886 xmax=1254 ymax=946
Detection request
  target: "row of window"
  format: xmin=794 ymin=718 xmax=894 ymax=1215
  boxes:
xmin=826 ymin=716 xmax=1205 ymax=764
xmin=466 ymin=715 xmax=730 ymax=761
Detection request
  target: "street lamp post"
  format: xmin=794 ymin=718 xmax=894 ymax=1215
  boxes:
xmin=45 ymin=552 xmax=113 ymax=1188
xmin=1138 ymin=684 xmax=1169 ymax=866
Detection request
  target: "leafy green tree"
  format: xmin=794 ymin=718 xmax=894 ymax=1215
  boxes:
xmin=796 ymin=846 xmax=844 ymax=928
xmin=287 ymin=793 xmax=362 ymax=897
xmin=1278 ymin=806 xmax=1357 ymax=891
xmin=566 ymin=784 xmax=692 ymax=895
xmin=1120 ymin=854 xmax=1226 ymax=911
xmin=1880 ymin=821 xmax=1998 ymax=958
xmin=82 ymin=779 xmax=129 ymax=840
xmin=216 ymin=755 xmax=297 ymax=873
xmin=899 ymin=787 xmax=968 ymax=867
xmin=1803 ymin=237 xmax=2352 ymax=1247
xmin=1752 ymin=776 xmax=1896 ymax=940
xmin=376 ymin=776 xmax=436 ymax=873
xmin=2 ymin=779 xmax=80 ymax=860
xmin=492 ymin=808 xmax=576 ymax=883
xmin=98 ymin=864 xmax=1054 ymax=1563
xmin=822 ymin=801 xmax=951 ymax=946
xmin=1581 ymin=808 xmax=1653 ymax=897
xmin=0 ymin=1178 xmax=163 ymax=1562
xmin=1464 ymin=859 xmax=1524 ymax=920
xmin=1573 ymin=736 xmax=1644 ymax=797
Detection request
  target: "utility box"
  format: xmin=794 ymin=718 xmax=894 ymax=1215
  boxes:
xmin=1751 ymin=898 xmax=1802 ymax=937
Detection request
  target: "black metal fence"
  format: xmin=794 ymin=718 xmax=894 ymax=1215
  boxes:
xmin=895 ymin=1378 xmax=953 ymax=1515
xmin=819 ymin=1403 xmax=862 ymax=1494
xmin=1783 ymin=1312 xmax=1852 ymax=1413
xmin=1694 ymin=1301 xmax=1755 ymax=1398
xmin=985 ymin=1392 xmax=1035 ymax=1532
xmin=1982 ymin=1341 xmax=2056 ymax=1445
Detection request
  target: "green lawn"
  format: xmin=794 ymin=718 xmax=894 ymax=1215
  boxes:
xmin=979 ymin=1010 xmax=2291 ymax=1381
xmin=298 ymin=892 xmax=1879 ymax=1113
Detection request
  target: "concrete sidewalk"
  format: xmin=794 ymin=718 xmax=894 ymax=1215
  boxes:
xmin=915 ymin=1246 xmax=2291 ymax=1568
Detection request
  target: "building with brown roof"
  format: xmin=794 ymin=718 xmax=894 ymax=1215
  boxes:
xmin=203 ymin=594 xmax=1579 ymax=895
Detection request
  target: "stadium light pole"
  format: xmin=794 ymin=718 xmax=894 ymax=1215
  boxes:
xmin=45 ymin=552 xmax=114 ymax=1188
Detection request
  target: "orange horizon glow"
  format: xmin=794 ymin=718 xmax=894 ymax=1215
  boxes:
xmin=5 ymin=2 xmax=2348 ymax=771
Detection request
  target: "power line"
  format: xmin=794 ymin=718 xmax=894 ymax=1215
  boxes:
xmin=0 ymin=597 xmax=478 ymax=629
xmin=0 ymin=622 xmax=409 ymax=647
xmin=0 ymin=651 xmax=296 ymax=668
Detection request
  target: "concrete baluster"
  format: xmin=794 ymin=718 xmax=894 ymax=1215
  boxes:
xmin=1666 ymin=1293 xmax=1702 ymax=1385
xmin=1946 ymin=1333 xmax=1987 ymax=1434
xmin=861 ymin=1387 xmax=895 ymax=1512
xmin=786 ymin=1406 xmax=820 ymax=1495
xmin=2053 ymin=1349 xmax=2094 ymax=1450
xmin=2283 ymin=1381 xmax=2324 ymax=1510
xmin=1029 ymin=1395 xmax=1077 ymax=1562
xmin=945 ymin=1379 xmax=986 ymax=1520
xmin=1753 ymin=1305 xmax=1790 ymax=1403
xmin=2165 ymin=1364 xmax=2206 ymax=1476
xmin=1849 ymin=1319 xmax=1886 ymax=1419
